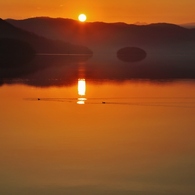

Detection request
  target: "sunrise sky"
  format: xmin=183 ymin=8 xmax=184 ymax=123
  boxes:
xmin=0 ymin=0 xmax=195 ymax=24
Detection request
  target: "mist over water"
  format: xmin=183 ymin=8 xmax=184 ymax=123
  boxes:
xmin=0 ymin=51 xmax=195 ymax=87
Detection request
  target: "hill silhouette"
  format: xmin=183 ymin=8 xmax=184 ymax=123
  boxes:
xmin=6 ymin=17 xmax=195 ymax=54
xmin=1 ymin=17 xmax=195 ymax=86
xmin=180 ymin=22 xmax=195 ymax=29
xmin=0 ymin=18 xmax=92 ymax=54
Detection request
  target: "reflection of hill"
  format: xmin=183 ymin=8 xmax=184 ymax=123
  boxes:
xmin=0 ymin=38 xmax=35 ymax=67
xmin=0 ymin=54 xmax=195 ymax=87
xmin=6 ymin=17 xmax=195 ymax=54
xmin=0 ymin=18 xmax=92 ymax=54
xmin=0 ymin=54 xmax=92 ymax=79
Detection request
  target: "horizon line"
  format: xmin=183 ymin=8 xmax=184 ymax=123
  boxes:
xmin=3 ymin=16 xmax=195 ymax=26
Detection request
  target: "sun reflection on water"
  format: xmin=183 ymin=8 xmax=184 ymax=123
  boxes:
xmin=78 ymin=79 xmax=86 ymax=95
xmin=77 ymin=79 xmax=86 ymax=104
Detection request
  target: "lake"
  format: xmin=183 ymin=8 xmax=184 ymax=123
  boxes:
xmin=0 ymin=54 xmax=195 ymax=195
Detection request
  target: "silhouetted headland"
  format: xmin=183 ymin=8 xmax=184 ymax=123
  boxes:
xmin=0 ymin=18 xmax=93 ymax=55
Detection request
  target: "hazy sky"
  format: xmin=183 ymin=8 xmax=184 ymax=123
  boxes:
xmin=0 ymin=0 xmax=195 ymax=24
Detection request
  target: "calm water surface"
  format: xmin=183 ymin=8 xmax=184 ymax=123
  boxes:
xmin=0 ymin=55 xmax=195 ymax=195
xmin=1 ymin=80 xmax=195 ymax=195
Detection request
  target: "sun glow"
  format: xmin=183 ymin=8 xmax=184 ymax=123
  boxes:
xmin=78 ymin=14 xmax=87 ymax=22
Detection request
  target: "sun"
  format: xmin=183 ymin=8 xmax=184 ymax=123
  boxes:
xmin=78 ymin=14 xmax=87 ymax=22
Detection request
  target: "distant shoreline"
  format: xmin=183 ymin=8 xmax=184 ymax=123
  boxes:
xmin=36 ymin=53 xmax=93 ymax=56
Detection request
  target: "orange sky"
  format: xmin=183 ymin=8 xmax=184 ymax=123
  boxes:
xmin=0 ymin=0 xmax=195 ymax=24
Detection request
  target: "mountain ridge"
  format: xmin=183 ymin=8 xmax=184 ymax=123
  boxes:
xmin=6 ymin=17 xmax=195 ymax=54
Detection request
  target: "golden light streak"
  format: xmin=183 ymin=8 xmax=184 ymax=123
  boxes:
xmin=77 ymin=97 xmax=87 ymax=104
xmin=77 ymin=79 xmax=86 ymax=104
xmin=78 ymin=79 xmax=86 ymax=96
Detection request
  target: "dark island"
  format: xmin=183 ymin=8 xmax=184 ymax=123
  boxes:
xmin=117 ymin=47 xmax=147 ymax=62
